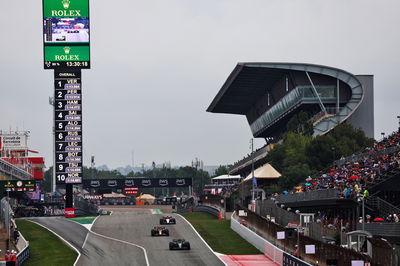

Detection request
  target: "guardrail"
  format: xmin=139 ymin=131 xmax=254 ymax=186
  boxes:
xmin=229 ymin=145 xmax=269 ymax=174
xmin=357 ymin=223 xmax=400 ymax=238
xmin=16 ymin=233 xmax=30 ymax=265
xmin=275 ymin=188 xmax=339 ymax=203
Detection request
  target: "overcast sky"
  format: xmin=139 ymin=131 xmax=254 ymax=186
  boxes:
xmin=0 ymin=0 xmax=399 ymax=169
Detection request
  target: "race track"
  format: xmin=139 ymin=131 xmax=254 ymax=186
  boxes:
xmin=28 ymin=207 xmax=224 ymax=266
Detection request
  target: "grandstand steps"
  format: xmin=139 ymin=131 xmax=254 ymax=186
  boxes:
xmin=366 ymin=195 xmax=400 ymax=219
xmin=368 ymin=168 xmax=400 ymax=195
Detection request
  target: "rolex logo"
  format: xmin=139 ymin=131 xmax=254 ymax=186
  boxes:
xmin=62 ymin=0 xmax=71 ymax=9
xmin=64 ymin=46 xmax=71 ymax=54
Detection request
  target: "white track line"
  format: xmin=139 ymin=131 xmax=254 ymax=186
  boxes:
xmin=88 ymin=229 xmax=150 ymax=266
xmin=176 ymin=214 xmax=228 ymax=266
xmin=67 ymin=214 xmax=150 ymax=266
xmin=27 ymin=220 xmax=82 ymax=266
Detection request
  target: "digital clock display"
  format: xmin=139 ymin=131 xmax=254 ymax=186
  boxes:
xmin=66 ymin=61 xmax=89 ymax=67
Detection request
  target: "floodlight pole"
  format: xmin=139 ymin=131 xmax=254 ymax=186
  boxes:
xmin=251 ymin=138 xmax=255 ymax=201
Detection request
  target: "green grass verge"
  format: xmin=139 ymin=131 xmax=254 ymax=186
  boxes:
xmin=15 ymin=220 xmax=78 ymax=266
xmin=68 ymin=216 xmax=97 ymax=224
xmin=181 ymin=212 xmax=261 ymax=255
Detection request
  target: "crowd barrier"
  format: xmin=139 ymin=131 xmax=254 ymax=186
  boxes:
xmin=16 ymin=238 xmax=30 ymax=265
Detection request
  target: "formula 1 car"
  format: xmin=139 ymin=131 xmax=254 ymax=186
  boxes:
xmin=151 ymin=226 xmax=169 ymax=236
xmin=160 ymin=216 xmax=176 ymax=225
xmin=169 ymin=239 xmax=190 ymax=250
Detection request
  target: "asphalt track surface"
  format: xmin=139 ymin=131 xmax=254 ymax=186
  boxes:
xmin=28 ymin=208 xmax=224 ymax=266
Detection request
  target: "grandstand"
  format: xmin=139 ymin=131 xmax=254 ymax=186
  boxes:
xmin=0 ymin=158 xmax=32 ymax=180
xmin=208 ymin=62 xmax=373 ymax=139
xmin=208 ymin=63 xmax=400 ymax=250
xmin=208 ymin=62 xmax=374 ymax=177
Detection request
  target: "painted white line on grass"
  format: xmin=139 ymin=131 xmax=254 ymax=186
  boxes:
xmin=176 ymin=213 xmax=228 ymax=266
xmin=67 ymin=214 xmax=150 ymax=266
xmin=28 ymin=220 xmax=82 ymax=266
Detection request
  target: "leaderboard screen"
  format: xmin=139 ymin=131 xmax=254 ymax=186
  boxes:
xmin=54 ymin=70 xmax=83 ymax=184
xmin=43 ymin=0 xmax=90 ymax=69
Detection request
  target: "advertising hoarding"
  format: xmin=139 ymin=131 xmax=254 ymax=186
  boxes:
xmin=0 ymin=134 xmax=27 ymax=149
xmin=0 ymin=180 xmax=37 ymax=192
xmin=43 ymin=0 xmax=90 ymax=69
xmin=83 ymin=178 xmax=193 ymax=189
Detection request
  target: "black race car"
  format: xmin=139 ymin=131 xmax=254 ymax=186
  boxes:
xmin=169 ymin=239 xmax=190 ymax=250
xmin=160 ymin=216 xmax=176 ymax=225
xmin=151 ymin=226 xmax=169 ymax=236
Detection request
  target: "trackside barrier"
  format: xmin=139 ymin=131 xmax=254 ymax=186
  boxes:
xmin=17 ymin=243 xmax=30 ymax=265
xmin=193 ymin=205 xmax=220 ymax=218
xmin=231 ymin=212 xmax=312 ymax=266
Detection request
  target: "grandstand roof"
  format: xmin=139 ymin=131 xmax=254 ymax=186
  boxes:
xmin=212 ymin=174 xmax=241 ymax=180
xmin=207 ymin=62 xmax=361 ymax=115
xmin=207 ymin=62 xmax=366 ymax=138
xmin=243 ymin=163 xmax=281 ymax=181
xmin=207 ymin=63 xmax=286 ymax=114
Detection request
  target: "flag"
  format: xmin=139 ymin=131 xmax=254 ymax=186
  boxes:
xmin=252 ymin=176 xmax=258 ymax=188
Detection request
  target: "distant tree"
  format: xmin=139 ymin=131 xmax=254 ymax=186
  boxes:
xmin=306 ymin=122 xmax=374 ymax=169
xmin=214 ymin=165 xmax=229 ymax=177
xmin=279 ymin=163 xmax=312 ymax=189
xmin=267 ymin=122 xmax=373 ymax=191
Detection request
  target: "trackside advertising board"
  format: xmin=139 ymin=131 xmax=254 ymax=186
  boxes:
xmin=43 ymin=0 xmax=90 ymax=69
xmin=83 ymin=178 xmax=193 ymax=189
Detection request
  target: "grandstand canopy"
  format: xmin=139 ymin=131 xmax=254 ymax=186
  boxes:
xmin=207 ymin=64 xmax=287 ymax=114
xmin=207 ymin=62 xmax=368 ymax=139
xmin=212 ymin=174 xmax=241 ymax=180
xmin=244 ymin=163 xmax=281 ymax=182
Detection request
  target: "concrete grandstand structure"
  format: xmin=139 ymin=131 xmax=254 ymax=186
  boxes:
xmin=208 ymin=62 xmax=374 ymax=177
xmin=207 ymin=62 xmax=374 ymax=140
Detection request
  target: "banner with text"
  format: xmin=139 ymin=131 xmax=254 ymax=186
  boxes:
xmin=83 ymin=178 xmax=193 ymax=189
